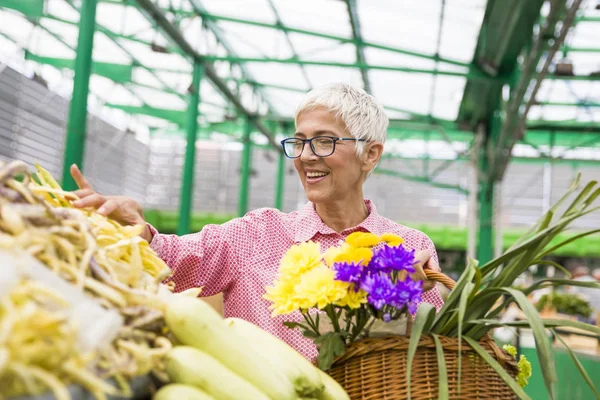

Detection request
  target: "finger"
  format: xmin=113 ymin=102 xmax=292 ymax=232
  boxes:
xmin=422 ymin=280 xmax=436 ymax=292
xmin=424 ymin=259 xmax=441 ymax=272
xmin=72 ymin=193 xmax=106 ymax=209
xmin=413 ymin=250 xmax=431 ymax=266
xmin=70 ymin=164 xmax=92 ymax=190
xmin=98 ymin=199 xmax=118 ymax=216
xmin=73 ymin=188 xmax=94 ymax=199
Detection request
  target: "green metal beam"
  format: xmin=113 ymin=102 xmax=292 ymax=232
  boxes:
xmin=457 ymin=0 xmax=545 ymax=129
xmin=574 ymin=16 xmax=600 ymax=23
xmin=561 ymin=45 xmax=600 ymax=53
xmin=24 ymin=53 xmax=133 ymax=82
xmin=374 ymin=168 xmax=468 ymax=194
xmin=275 ymin=150 xmax=285 ymax=210
xmin=265 ymin=0 xmax=312 ymax=90
xmin=345 ymin=0 xmax=371 ymax=93
xmin=133 ymin=0 xmax=280 ymax=150
xmin=178 ymin=62 xmax=202 ymax=235
xmin=61 ymin=0 xmax=98 ymax=191
xmin=201 ymin=55 xmax=497 ymax=80
xmin=238 ymin=118 xmax=253 ymax=216
xmin=104 ymin=103 xmax=187 ymax=125
xmin=493 ymin=0 xmax=582 ymax=181
xmin=537 ymin=101 xmax=600 ymax=108
xmin=100 ymin=0 xmax=470 ymax=69
xmin=0 ymin=0 xmax=44 ymax=17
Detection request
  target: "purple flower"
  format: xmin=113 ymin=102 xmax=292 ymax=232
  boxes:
xmin=368 ymin=245 xmax=416 ymax=275
xmin=383 ymin=313 xmax=391 ymax=322
xmin=360 ymin=274 xmax=395 ymax=309
xmin=391 ymin=279 xmax=423 ymax=312
xmin=333 ymin=262 xmax=363 ymax=286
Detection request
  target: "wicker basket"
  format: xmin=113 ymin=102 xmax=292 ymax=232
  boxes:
xmin=328 ymin=271 xmax=519 ymax=400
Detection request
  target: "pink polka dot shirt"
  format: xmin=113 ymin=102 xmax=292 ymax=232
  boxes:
xmin=149 ymin=200 xmax=444 ymax=361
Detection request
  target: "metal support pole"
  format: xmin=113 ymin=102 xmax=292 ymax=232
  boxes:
xmin=275 ymin=150 xmax=285 ymax=210
xmin=177 ymin=62 xmax=202 ymax=235
xmin=238 ymin=118 xmax=253 ymax=216
xmin=476 ymin=116 xmax=499 ymax=264
xmin=61 ymin=0 xmax=98 ymax=190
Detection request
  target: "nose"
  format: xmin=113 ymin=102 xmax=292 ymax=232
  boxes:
xmin=299 ymin=141 xmax=319 ymax=162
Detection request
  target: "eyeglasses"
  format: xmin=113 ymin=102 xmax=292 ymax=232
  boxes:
xmin=280 ymin=136 xmax=366 ymax=159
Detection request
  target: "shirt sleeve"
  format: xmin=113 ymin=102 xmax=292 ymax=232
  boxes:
xmin=148 ymin=214 xmax=258 ymax=296
xmin=418 ymin=233 xmax=445 ymax=312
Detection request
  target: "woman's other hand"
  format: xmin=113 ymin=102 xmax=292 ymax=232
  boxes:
xmin=412 ymin=250 xmax=440 ymax=292
xmin=70 ymin=164 xmax=152 ymax=242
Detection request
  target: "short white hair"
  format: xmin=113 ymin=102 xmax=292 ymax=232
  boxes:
xmin=295 ymin=83 xmax=389 ymax=156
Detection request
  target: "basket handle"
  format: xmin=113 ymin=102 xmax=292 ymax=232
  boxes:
xmin=424 ymin=269 xmax=456 ymax=290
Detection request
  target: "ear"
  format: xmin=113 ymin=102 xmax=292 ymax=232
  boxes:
xmin=361 ymin=141 xmax=384 ymax=173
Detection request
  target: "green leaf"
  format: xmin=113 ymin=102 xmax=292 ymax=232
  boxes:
xmin=432 ymin=258 xmax=478 ymax=333
xmin=283 ymin=321 xmax=311 ymax=331
xmin=502 ymin=288 xmax=556 ymax=398
xmin=457 ymin=281 xmax=474 ymax=389
xmin=463 ymin=337 xmax=532 ymax=400
xmin=538 ymin=229 xmax=600 ymax=259
xmin=552 ymin=330 xmax=600 ymax=399
xmin=407 ymin=303 xmax=435 ymax=400
xmin=527 ymin=259 xmax=571 ymax=277
xmin=582 ymin=187 xmax=600 ymax=209
xmin=563 ymin=180 xmax=597 ymax=216
xmin=432 ymin=334 xmax=448 ymax=400
xmin=315 ymin=332 xmax=345 ymax=371
xmin=469 ymin=319 xmax=600 ymax=336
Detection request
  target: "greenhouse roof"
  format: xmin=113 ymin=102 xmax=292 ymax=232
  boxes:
xmin=0 ymin=0 xmax=599 ymax=172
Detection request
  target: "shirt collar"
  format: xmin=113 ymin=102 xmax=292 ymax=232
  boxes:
xmin=294 ymin=199 xmax=381 ymax=243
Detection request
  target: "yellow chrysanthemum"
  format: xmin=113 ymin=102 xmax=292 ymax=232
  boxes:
xmin=323 ymin=242 xmax=351 ymax=267
xmin=516 ymin=355 xmax=532 ymax=387
xmin=334 ymin=246 xmax=373 ymax=266
xmin=263 ymin=279 xmax=301 ymax=316
xmin=294 ymin=264 xmax=348 ymax=310
xmin=346 ymin=232 xmax=381 ymax=248
xmin=335 ymin=286 xmax=368 ymax=309
xmin=380 ymin=233 xmax=404 ymax=247
xmin=279 ymin=241 xmax=322 ymax=281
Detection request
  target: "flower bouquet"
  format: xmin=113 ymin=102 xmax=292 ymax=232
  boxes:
xmin=264 ymin=232 xmax=423 ymax=370
xmin=265 ymin=175 xmax=600 ymax=400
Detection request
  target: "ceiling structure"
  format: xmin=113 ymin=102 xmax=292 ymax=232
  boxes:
xmin=0 ymin=0 xmax=599 ymax=170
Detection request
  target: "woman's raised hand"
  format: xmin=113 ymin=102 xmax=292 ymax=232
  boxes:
xmin=70 ymin=164 xmax=152 ymax=242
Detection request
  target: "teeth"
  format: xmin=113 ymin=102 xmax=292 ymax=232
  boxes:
xmin=306 ymin=172 xmax=329 ymax=178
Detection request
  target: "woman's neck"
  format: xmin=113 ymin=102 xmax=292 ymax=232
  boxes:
xmin=315 ymin=196 xmax=369 ymax=233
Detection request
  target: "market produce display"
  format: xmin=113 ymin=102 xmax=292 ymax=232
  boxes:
xmin=0 ymin=159 xmax=351 ymax=400
xmin=163 ymin=296 xmax=349 ymax=400
xmin=0 ymin=160 xmax=172 ymax=399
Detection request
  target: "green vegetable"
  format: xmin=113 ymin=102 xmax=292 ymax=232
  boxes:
xmin=166 ymin=346 xmax=270 ymax=400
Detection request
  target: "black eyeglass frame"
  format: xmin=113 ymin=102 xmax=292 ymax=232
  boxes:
xmin=280 ymin=136 xmax=367 ymax=159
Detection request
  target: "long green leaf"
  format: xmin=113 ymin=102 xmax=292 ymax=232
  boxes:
xmin=563 ymin=180 xmax=597 ymax=216
xmin=538 ymin=229 xmax=600 ymax=259
xmin=582 ymin=187 xmax=600 ymax=209
xmin=522 ymin=279 xmax=600 ymax=297
xmin=457 ymin=282 xmax=474 ymax=391
xmin=505 ymin=174 xmax=580 ymax=253
xmin=432 ymin=334 xmax=449 ymax=400
xmin=552 ymin=329 xmax=600 ymax=399
xmin=498 ymin=289 xmax=556 ymax=398
xmin=432 ymin=258 xmax=478 ymax=333
xmin=527 ymin=259 xmax=571 ymax=277
xmin=481 ymin=209 xmax=590 ymax=277
xmin=407 ymin=303 xmax=435 ymax=400
xmin=463 ymin=337 xmax=532 ymax=400
xmin=469 ymin=319 xmax=600 ymax=336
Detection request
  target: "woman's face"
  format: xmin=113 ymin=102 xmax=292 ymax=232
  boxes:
xmin=294 ymin=107 xmax=380 ymax=205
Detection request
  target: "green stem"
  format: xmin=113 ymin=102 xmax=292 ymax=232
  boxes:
xmin=302 ymin=312 xmax=320 ymax=336
xmin=326 ymin=305 xmax=341 ymax=333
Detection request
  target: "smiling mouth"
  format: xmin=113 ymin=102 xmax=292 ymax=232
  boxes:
xmin=306 ymin=171 xmax=330 ymax=179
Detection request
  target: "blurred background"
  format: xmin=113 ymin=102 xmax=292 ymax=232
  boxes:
xmin=0 ymin=0 xmax=599 ymax=398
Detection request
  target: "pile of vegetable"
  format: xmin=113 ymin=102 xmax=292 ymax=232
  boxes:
xmin=161 ymin=296 xmax=349 ymax=400
xmin=536 ymin=292 xmax=593 ymax=319
xmin=0 ymin=160 xmax=172 ymax=399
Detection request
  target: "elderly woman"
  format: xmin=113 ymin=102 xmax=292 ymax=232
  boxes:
xmin=70 ymin=83 xmax=444 ymax=360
